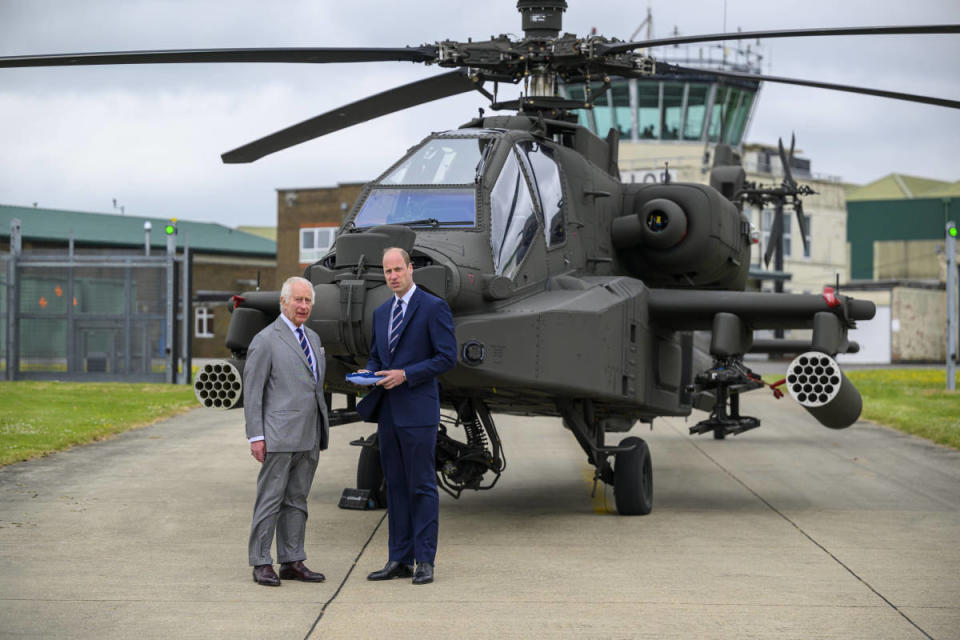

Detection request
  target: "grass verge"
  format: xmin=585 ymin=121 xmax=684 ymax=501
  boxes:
xmin=845 ymin=368 xmax=960 ymax=450
xmin=764 ymin=368 xmax=959 ymax=449
xmin=0 ymin=368 xmax=957 ymax=468
xmin=0 ymin=381 xmax=198 ymax=467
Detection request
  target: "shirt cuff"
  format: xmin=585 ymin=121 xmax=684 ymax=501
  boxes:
xmin=248 ymin=436 xmax=265 ymax=443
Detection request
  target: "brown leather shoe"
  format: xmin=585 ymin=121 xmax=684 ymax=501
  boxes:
xmin=253 ymin=564 xmax=280 ymax=586
xmin=279 ymin=560 xmax=325 ymax=582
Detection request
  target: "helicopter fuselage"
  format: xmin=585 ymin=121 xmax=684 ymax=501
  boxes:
xmin=213 ymin=115 xmax=868 ymax=433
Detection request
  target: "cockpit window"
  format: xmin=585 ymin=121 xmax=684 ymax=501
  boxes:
xmin=516 ymin=140 xmax=566 ymax=247
xmin=490 ymin=149 xmax=540 ymax=278
xmin=353 ymin=188 xmax=476 ymax=229
xmin=381 ymin=137 xmax=492 ymax=185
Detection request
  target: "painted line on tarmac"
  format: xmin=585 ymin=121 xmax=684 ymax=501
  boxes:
xmin=677 ymin=426 xmax=935 ymax=640
xmin=304 ymin=511 xmax=387 ymax=639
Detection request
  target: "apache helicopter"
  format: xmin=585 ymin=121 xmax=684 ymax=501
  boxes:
xmin=5 ymin=1 xmax=958 ymax=515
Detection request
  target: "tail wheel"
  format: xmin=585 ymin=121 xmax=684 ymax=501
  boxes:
xmin=357 ymin=437 xmax=386 ymax=508
xmin=613 ymin=436 xmax=653 ymax=515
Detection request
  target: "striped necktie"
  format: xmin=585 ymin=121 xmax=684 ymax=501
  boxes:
xmin=295 ymin=327 xmax=317 ymax=382
xmin=388 ymin=299 xmax=404 ymax=353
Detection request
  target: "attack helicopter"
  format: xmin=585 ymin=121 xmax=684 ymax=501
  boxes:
xmin=4 ymin=1 xmax=958 ymax=515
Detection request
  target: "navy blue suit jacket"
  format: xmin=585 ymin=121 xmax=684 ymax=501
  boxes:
xmin=356 ymin=287 xmax=457 ymax=427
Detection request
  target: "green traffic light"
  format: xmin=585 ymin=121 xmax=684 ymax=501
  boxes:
xmin=165 ymin=224 xmax=176 ymax=235
xmin=950 ymin=225 xmax=959 ymax=238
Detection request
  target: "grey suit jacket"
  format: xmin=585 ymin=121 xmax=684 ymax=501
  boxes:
xmin=243 ymin=317 xmax=329 ymax=453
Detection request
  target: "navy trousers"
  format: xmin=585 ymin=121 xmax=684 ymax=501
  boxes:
xmin=377 ymin=393 xmax=439 ymax=565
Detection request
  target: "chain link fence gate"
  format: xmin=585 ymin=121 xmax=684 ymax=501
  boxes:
xmin=4 ymin=218 xmax=191 ymax=383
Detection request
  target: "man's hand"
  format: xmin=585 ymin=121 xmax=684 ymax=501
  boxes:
xmin=348 ymin=369 xmax=372 ymax=387
xmin=250 ymin=440 xmax=266 ymax=463
xmin=375 ymin=369 xmax=406 ymax=389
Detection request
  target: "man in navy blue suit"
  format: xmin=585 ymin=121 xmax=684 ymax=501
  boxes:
xmin=356 ymin=247 xmax=457 ymax=585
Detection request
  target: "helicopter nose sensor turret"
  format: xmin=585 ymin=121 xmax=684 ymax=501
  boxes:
xmin=612 ymin=198 xmax=688 ymax=251
xmin=613 ymin=182 xmax=750 ymax=290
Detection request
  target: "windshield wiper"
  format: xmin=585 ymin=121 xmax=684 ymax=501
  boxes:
xmin=394 ymin=218 xmax=473 ymax=228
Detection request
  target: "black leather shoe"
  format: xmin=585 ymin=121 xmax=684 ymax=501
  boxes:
xmin=279 ymin=560 xmax=325 ymax=582
xmin=253 ymin=564 xmax=280 ymax=586
xmin=412 ymin=562 xmax=434 ymax=585
xmin=367 ymin=560 xmax=414 ymax=581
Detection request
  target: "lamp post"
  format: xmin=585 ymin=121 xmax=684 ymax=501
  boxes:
xmin=947 ymin=221 xmax=957 ymax=391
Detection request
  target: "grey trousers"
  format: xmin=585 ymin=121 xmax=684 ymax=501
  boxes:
xmin=248 ymin=447 xmax=319 ymax=566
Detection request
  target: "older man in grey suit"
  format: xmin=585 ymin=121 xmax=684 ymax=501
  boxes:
xmin=245 ymin=276 xmax=329 ymax=587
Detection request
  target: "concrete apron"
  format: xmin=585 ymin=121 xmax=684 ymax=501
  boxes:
xmin=0 ymin=392 xmax=958 ymax=639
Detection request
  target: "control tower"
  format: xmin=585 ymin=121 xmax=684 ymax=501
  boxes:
xmin=560 ymin=15 xmax=765 ymax=184
xmin=562 ymin=43 xmax=761 ymax=147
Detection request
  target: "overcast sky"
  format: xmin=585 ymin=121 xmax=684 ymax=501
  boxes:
xmin=1 ymin=0 xmax=958 ymax=227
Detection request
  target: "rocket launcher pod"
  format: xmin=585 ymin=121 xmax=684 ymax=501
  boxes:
xmin=194 ymin=359 xmax=244 ymax=410
xmin=785 ymin=351 xmax=861 ymax=429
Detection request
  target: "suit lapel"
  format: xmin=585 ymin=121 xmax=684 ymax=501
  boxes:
xmin=306 ymin=329 xmax=323 ymax=378
xmin=276 ymin=319 xmax=313 ymax=378
xmin=387 ymin=288 xmax=420 ymax=360
xmin=393 ymin=288 xmax=421 ymax=348
xmin=379 ymin=302 xmax=394 ymax=367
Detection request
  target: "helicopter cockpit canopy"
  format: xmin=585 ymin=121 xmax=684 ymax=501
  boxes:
xmin=491 ymin=139 xmax=566 ymax=278
xmin=351 ymin=131 xmax=496 ymax=230
xmin=349 ymin=128 xmax=568 ymax=281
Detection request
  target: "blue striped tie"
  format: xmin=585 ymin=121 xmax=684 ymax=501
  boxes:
xmin=388 ymin=299 xmax=404 ymax=353
xmin=296 ymin=327 xmax=316 ymax=382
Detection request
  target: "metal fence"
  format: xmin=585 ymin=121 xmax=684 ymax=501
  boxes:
xmin=4 ymin=218 xmax=191 ymax=383
xmin=0 ymin=255 xmax=8 ymax=377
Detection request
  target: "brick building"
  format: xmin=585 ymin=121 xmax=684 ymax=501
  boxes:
xmin=275 ymin=183 xmax=365 ymax=281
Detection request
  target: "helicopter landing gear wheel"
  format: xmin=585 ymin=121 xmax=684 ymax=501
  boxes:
xmin=356 ymin=437 xmax=386 ymax=508
xmin=713 ymin=428 xmax=726 ymax=440
xmin=613 ymin=436 xmax=653 ymax=515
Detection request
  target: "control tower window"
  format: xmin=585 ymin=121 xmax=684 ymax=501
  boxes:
xmin=637 ymin=82 xmax=660 ymax=138
xmin=726 ymin=90 xmax=754 ymax=145
xmin=611 ymin=83 xmax=632 ymax=138
xmin=562 ymin=76 xmax=757 ymax=145
xmin=683 ymin=84 xmax=710 ymax=140
xmin=490 ymin=149 xmax=540 ymax=278
xmin=709 ymin=87 xmax=751 ymax=144
xmin=516 ymin=140 xmax=566 ymax=248
xmin=382 ymin=137 xmax=488 ymax=185
xmin=661 ymin=84 xmax=684 ymax=140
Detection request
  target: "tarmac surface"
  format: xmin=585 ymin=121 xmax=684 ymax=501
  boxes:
xmin=1 ymin=391 xmax=959 ymax=639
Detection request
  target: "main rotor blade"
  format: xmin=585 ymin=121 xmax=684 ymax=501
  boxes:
xmin=656 ymin=63 xmax=960 ymax=110
xmin=0 ymin=46 xmax=438 ymax=68
xmin=598 ymin=24 xmax=960 ymax=56
xmin=221 ymin=70 xmax=482 ymax=164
